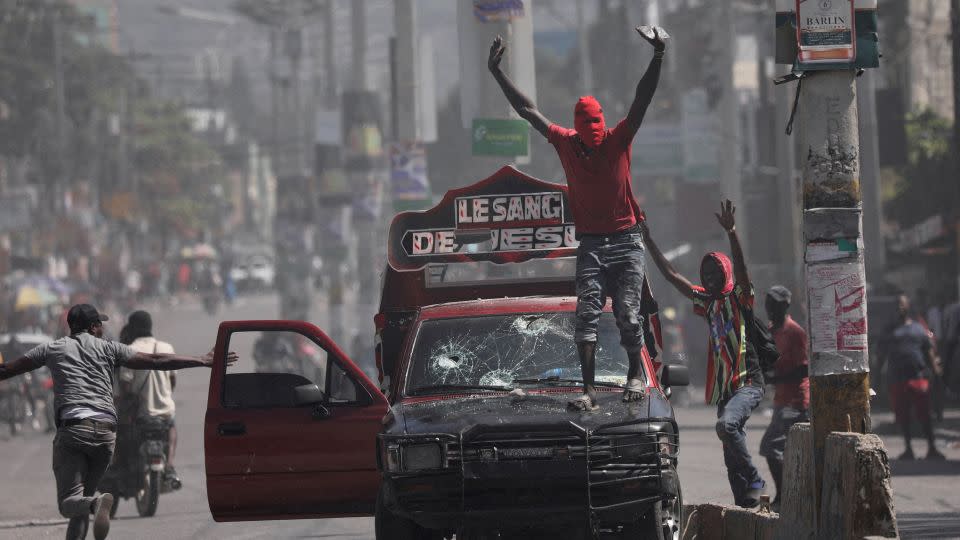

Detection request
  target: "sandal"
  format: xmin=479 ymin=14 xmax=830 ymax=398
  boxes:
xmin=622 ymin=378 xmax=645 ymax=402
xmin=567 ymin=394 xmax=598 ymax=411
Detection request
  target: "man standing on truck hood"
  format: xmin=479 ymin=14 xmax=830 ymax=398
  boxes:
xmin=0 ymin=303 xmax=236 ymax=540
xmin=488 ymin=25 xmax=666 ymax=411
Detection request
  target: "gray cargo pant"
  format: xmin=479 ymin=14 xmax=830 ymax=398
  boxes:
xmin=52 ymin=421 xmax=116 ymax=540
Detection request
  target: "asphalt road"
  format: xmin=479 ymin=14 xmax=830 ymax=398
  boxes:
xmin=1 ymin=293 xmax=958 ymax=539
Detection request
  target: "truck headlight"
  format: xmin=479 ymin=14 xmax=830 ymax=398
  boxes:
xmin=384 ymin=442 xmax=402 ymax=472
xmin=615 ymin=436 xmax=651 ymax=459
xmin=401 ymin=443 xmax=443 ymax=471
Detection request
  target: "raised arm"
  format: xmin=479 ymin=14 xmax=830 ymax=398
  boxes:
xmin=639 ymin=218 xmax=698 ymax=299
xmin=488 ymin=35 xmax=551 ymax=138
xmin=0 ymin=355 xmax=44 ymax=381
xmin=624 ymin=26 xmax=667 ymax=135
xmin=716 ymin=200 xmax=750 ymax=288
xmin=121 ymin=349 xmax=238 ymax=371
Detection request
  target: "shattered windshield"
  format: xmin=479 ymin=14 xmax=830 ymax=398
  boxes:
xmin=405 ymin=312 xmax=638 ymax=395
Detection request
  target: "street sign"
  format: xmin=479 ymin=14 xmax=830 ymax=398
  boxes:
xmin=472 ymin=118 xmax=529 ymax=157
xmin=389 ymin=142 xmax=432 ymax=211
xmin=473 ymin=0 xmax=525 ymax=23
xmin=796 ymin=0 xmax=856 ymax=65
xmin=633 ymin=123 xmax=683 ymax=177
xmin=681 ymin=90 xmax=720 ymax=184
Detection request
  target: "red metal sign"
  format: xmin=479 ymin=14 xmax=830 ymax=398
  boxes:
xmin=387 ymin=166 xmax=577 ymax=271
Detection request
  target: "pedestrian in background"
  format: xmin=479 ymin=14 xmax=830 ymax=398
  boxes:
xmin=0 ymin=303 xmax=235 ymax=539
xmin=879 ymin=294 xmax=945 ymax=461
xmin=642 ymin=200 xmax=767 ymax=508
xmin=758 ymin=285 xmax=809 ymax=511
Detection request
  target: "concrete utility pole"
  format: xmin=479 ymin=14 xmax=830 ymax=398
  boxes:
xmin=798 ymin=70 xmax=872 ymax=510
xmin=858 ymin=70 xmax=885 ymax=283
xmin=953 ymin=0 xmax=960 ymax=297
xmin=717 ymin=0 xmax=743 ymax=231
xmin=576 ymin=0 xmax=594 ymax=96
xmin=351 ymin=0 xmax=368 ymax=91
xmin=52 ymin=11 xmax=67 ymax=212
xmin=394 ymin=0 xmax=419 ymax=140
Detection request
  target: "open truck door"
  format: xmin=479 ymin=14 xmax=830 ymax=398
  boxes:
xmin=205 ymin=320 xmax=388 ymax=521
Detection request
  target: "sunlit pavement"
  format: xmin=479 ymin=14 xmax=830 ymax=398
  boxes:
xmin=1 ymin=293 xmax=958 ymax=538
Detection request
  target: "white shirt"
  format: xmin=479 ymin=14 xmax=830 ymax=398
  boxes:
xmin=119 ymin=337 xmax=176 ymax=419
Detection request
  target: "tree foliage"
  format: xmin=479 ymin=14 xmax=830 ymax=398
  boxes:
xmin=885 ymin=110 xmax=957 ymax=227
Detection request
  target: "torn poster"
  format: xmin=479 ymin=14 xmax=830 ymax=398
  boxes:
xmin=807 ymin=261 xmax=867 ymax=353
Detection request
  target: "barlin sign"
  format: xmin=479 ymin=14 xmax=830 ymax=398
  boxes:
xmin=388 ymin=166 xmax=578 ymax=271
xmin=796 ymin=0 xmax=856 ymax=64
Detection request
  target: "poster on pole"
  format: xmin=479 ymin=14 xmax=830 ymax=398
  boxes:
xmin=389 ymin=142 xmax=431 ymax=212
xmin=807 ymin=261 xmax=868 ymax=353
xmin=795 ymin=0 xmax=856 ymax=65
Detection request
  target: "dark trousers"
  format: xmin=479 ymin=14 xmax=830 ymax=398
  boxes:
xmin=52 ymin=423 xmax=116 ymax=539
xmin=715 ymin=385 xmax=764 ymax=506
xmin=759 ymin=406 xmax=808 ymax=500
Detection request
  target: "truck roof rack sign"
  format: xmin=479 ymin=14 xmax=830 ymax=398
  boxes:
xmin=387 ymin=166 xmax=579 ymax=271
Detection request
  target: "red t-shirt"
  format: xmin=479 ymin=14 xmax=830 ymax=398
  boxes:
xmin=547 ymin=120 xmax=641 ymax=235
xmin=771 ymin=316 xmax=810 ymax=410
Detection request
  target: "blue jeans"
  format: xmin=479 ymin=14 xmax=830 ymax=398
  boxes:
xmin=574 ymin=230 xmax=646 ymax=351
xmin=715 ymin=385 xmax=765 ymax=505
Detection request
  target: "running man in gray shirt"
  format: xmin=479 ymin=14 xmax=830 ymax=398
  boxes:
xmin=0 ymin=304 xmax=237 ymax=540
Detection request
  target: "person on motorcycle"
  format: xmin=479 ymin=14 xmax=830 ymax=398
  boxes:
xmin=118 ymin=311 xmax=181 ymax=488
xmin=0 ymin=303 xmax=236 ymax=540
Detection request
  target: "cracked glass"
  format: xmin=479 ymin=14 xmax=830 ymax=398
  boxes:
xmin=405 ymin=313 xmax=640 ymax=394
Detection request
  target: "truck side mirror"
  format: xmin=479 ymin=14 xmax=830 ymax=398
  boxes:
xmin=662 ymin=365 xmax=689 ymax=387
xmin=294 ymin=383 xmax=325 ymax=406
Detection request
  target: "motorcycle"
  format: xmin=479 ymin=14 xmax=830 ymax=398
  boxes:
xmin=102 ymin=417 xmax=180 ymax=518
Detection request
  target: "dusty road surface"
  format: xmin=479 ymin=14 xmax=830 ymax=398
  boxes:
xmin=1 ymin=294 xmax=957 ymax=539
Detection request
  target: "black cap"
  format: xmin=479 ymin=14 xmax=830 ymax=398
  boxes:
xmin=67 ymin=304 xmax=109 ymax=332
xmin=767 ymin=285 xmax=792 ymax=304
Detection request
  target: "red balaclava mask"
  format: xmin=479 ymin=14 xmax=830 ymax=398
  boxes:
xmin=699 ymin=251 xmax=735 ymax=298
xmin=574 ymin=96 xmax=606 ymax=148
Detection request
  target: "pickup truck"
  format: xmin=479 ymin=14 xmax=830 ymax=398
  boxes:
xmin=203 ymin=167 xmax=689 ymax=539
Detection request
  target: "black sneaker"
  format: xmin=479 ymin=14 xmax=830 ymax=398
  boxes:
xmin=898 ymin=448 xmax=915 ymax=461
xmin=741 ymin=480 xmax=765 ymax=508
xmin=927 ymin=447 xmax=946 ymax=461
xmin=92 ymin=493 xmax=113 ymax=540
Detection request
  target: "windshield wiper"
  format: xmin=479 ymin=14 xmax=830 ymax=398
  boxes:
xmin=412 ymin=384 xmax=512 ymax=396
xmin=511 ymin=376 xmax=625 ymax=389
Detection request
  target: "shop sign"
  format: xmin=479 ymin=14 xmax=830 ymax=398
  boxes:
xmin=472 ymin=118 xmax=529 ymax=157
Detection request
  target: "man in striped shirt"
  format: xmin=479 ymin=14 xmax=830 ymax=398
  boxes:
xmin=641 ymin=200 xmax=767 ymax=508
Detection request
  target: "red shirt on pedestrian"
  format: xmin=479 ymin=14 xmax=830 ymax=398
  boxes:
xmin=771 ymin=315 xmax=810 ymax=410
xmin=547 ymin=119 xmax=642 ymax=235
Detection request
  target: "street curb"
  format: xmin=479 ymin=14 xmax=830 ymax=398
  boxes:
xmin=0 ymin=518 xmax=68 ymax=529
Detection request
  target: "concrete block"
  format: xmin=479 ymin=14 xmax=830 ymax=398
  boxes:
xmin=778 ymin=423 xmax=816 ymax=539
xmin=819 ymin=432 xmax=898 ymax=539
xmin=681 ymin=503 xmax=777 ymax=540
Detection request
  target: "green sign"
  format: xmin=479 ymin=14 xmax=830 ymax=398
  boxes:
xmin=472 ymin=118 xmax=529 ymax=156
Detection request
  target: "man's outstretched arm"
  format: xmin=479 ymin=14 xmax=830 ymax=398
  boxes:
xmin=716 ymin=199 xmax=750 ymax=288
xmin=624 ymin=26 xmax=667 ymax=135
xmin=639 ymin=219 xmax=698 ymax=299
xmin=0 ymin=356 xmax=44 ymax=381
xmin=488 ymin=35 xmax=551 ymax=138
xmin=121 ymin=349 xmax=238 ymax=371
